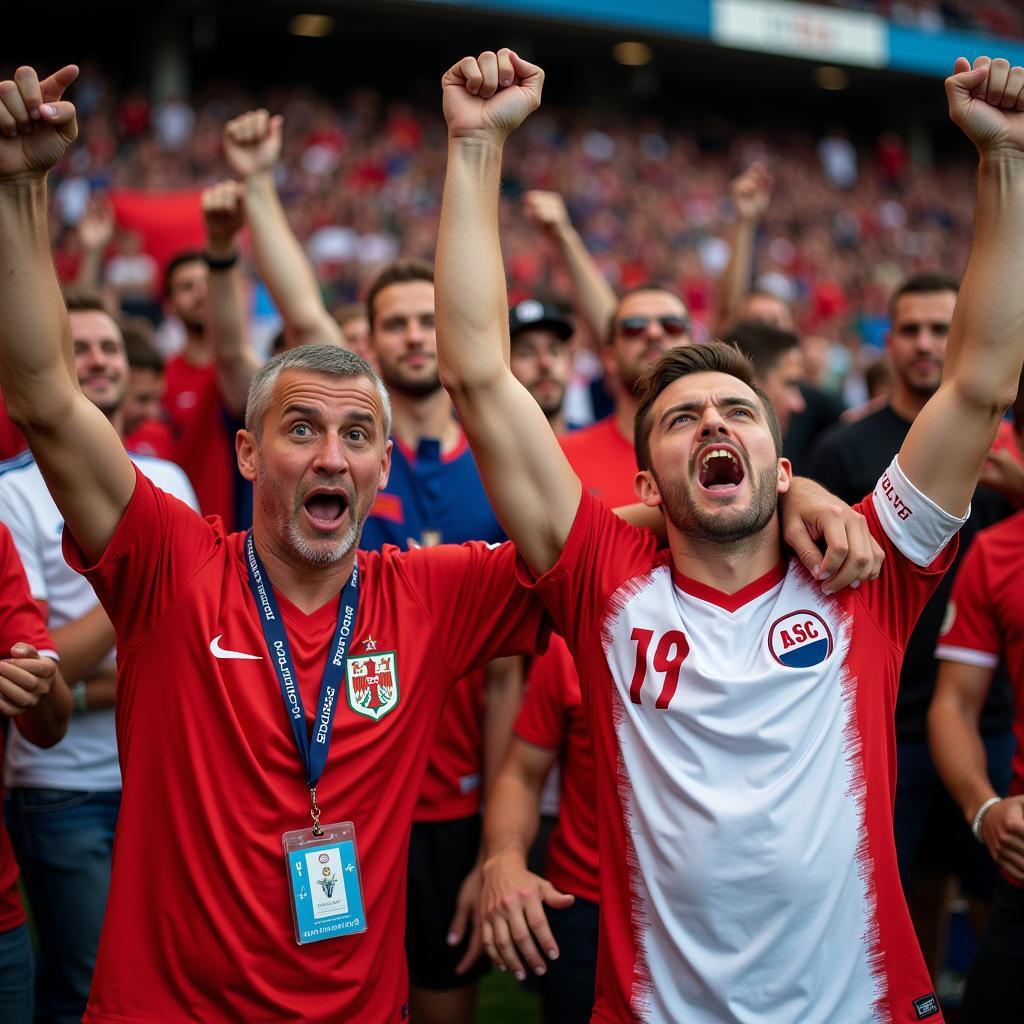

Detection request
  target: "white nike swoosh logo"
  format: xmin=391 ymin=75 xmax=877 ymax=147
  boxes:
xmin=209 ymin=635 xmax=263 ymax=661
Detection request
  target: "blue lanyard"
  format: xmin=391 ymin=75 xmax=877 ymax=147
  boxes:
xmin=244 ymin=532 xmax=358 ymax=830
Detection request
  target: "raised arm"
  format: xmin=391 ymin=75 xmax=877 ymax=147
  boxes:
xmin=201 ymin=180 xmax=261 ymax=417
xmin=436 ymin=50 xmax=581 ymax=575
xmin=900 ymin=58 xmax=1024 ymax=515
xmin=712 ymin=162 xmax=772 ymax=333
xmin=0 ymin=65 xmax=135 ymax=561
xmin=223 ymin=109 xmax=342 ymax=350
xmin=523 ymin=190 xmax=616 ymax=347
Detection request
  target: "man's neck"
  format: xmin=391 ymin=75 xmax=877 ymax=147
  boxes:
xmin=668 ymin=516 xmax=783 ymax=596
xmin=613 ymin=393 xmax=639 ymax=444
xmin=182 ymin=329 xmax=212 ymax=368
xmin=888 ymin=384 xmax=929 ymax=422
xmin=390 ymin=388 xmax=460 ymax=452
xmin=251 ymin=523 xmax=355 ymax=615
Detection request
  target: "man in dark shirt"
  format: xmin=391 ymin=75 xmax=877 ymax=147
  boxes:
xmin=809 ymin=272 xmax=1016 ymax=974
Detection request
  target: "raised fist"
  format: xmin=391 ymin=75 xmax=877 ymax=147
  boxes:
xmin=0 ymin=65 xmax=79 ymax=179
xmin=442 ymin=49 xmax=543 ymax=142
xmin=523 ymin=190 xmax=570 ymax=235
xmin=731 ymin=161 xmax=773 ymax=223
xmin=78 ymin=198 xmax=115 ymax=252
xmin=202 ymin=180 xmax=246 ymax=254
xmin=946 ymin=56 xmax=1024 ymax=154
xmin=223 ymin=109 xmax=283 ymax=179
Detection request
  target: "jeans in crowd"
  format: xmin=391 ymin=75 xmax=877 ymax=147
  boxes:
xmin=0 ymin=922 xmax=34 ymax=1024
xmin=5 ymin=788 xmax=120 ymax=1024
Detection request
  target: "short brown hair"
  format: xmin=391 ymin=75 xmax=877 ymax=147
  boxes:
xmin=888 ymin=272 xmax=959 ymax=321
xmin=634 ymin=342 xmax=782 ymax=471
xmin=121 ymin=319 xmax=164 ymax=374
xmin=364 ymin=259 xmax=433 ymax=330
xmin=63 ymin=286 xmax=110 ymax=315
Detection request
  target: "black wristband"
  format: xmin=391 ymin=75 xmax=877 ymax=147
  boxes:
xmin=203 ymin=250 xmax=240 ymax=271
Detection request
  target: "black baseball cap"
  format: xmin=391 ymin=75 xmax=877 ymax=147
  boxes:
xmin=509 ymin=299 xmax=574 ymax=341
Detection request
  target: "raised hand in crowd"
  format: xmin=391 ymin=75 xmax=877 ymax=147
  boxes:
xmin=224 ymin=108 xmax=342 ymax=349
xmin=200 ymin=179 xmax=259 ymax=415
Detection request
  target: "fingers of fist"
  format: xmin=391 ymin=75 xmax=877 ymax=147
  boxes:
xmin=0 ymin=654 xmax=53 ymax=716
xmin=202 ymin=179 xmax=244 ymax=215
xmin=225 ymin=108 xmax=272 ymax=146
xmin=0 ymin=65 xmax=78 ymax=140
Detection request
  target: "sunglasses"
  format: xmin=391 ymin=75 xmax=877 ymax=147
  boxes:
xmin=616 ymin=315 xmax=691 ymax=338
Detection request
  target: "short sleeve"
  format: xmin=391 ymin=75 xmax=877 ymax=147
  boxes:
xmin=0 ymin=475 xmax=47 ymax=600
xmin=395 ymin=540 xmax=550 ymax=680
xmin=0 ymin=523 xmax=54 ymax=656
xmin=856 ymin=458 xmax=962 ymax=648
xmin=514 ymin=490 xmax=661 ymax=651
xmin=515 ymin=638 xmax=573 ymax=752
xmin=934 ymin=540 xmax=1000 ymax=670
xmin=61 ymin=466 xmax=221 ymax=648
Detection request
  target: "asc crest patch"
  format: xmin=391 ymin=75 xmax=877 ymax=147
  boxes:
xmin=768 ymin=611 xmax=833 ymax=668
xmin=346 ymin=652 xmax=399 ymax=722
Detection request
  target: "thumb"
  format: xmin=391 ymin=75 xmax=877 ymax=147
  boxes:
xmin=510 ymin=53 xmax=544 ymax=88
xmin=9 ymin=644 xmax=35 ymax=659
xmin=540 ymin=881 xmax=575 ymax=909
xmin=447 ymin=898 xmax=470 ymax=945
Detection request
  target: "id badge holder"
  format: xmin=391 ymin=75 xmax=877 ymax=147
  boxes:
xmin=282 ymin=821 xmax=367 ymax=945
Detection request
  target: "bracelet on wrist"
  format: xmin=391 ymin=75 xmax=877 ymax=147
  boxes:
xmin=202 ymin=250 xmax=239 ymax=271
xmin=972 ymin=796 xmax=1002 ymax=843
xmin=71 ymin=679 xmax=88 ymax=716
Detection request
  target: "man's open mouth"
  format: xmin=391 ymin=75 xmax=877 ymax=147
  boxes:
xmin=697 ymin=446 xmax=745 ymax=492
xmin=302 ymin=491 xmax=349 ymax=531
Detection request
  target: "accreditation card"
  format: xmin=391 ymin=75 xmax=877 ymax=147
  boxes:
xmin=282 ymin=821 xmax=367 ymax=945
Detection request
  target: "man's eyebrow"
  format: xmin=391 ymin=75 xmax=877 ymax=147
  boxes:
xmin=281 ymin=403 xmax=320 ymax=419
xmin=658 ymin=396 xmax=757 ymax=427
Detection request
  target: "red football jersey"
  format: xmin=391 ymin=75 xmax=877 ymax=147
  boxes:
xmin=0 ymin=522 xmax=56 ymax=932
xmin=514 ymin=635 xmax=598 ymax=902
xmin=559 ymin=417 xmax=638 ymax=510
xmin=518 ymin=459 xmax=958 ymax=1023
xmin=936 ymin=511 xmax=1024 ymax=800
xmin=66 ymin=469 xmax=547 ymax=1023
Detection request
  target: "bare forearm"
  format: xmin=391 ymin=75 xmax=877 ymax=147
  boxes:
xmin=206 ymin=261 xmax=258 ymax=417
xmin=243 ymin=171 xmax=340 ymax=346
xmin=0 ymin=179 xmax=78 ymax=426
xmin=553 ymin=223 xmax=616 ymax=346
xmin=482 ymin=657 xmax=523 ymax=796
xmin=928 ymin=699 xmax=996 ymax=822
xmin=49 ymin=603 xmax=115 ymax=683
xmin=437 ymin=138 xmax=509 ymax=388
xmin=75 ymin=246 xmax=103 ymax=290
xmin=713 ymin=219 xmax=756 ymax=333
xmin=15 ymin=663 xmax=71 ymax=747
xmin=82 ymin=666 xmax=116 ymax=711
xmin=483 ymin=767 xmax=542 ymax=864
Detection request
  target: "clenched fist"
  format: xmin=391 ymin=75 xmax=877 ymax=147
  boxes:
xmin=0 ymin=65 xmax=79 ymax=179
xmin=947 ymin=56 xmax=1024 ymax=154
xmin=224 ymin=108 xmax=283 ymax=179
xmin=202 ymin=179 xmax=246 ymax=255
xmin=442 ymin=49 xmax=544 ymax=142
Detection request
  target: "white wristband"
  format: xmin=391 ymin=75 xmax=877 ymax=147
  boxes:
xmin=971 ymin=797 xmax=1002 ymax=843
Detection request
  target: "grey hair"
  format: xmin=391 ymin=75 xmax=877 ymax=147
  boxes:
xmin=245 ymin=344 xmax=392 ymax=440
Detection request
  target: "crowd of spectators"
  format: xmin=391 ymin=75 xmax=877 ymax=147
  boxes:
xmin=818 ymin=0 xmax=1024 ymax=39
xmin=39 ymin=63 xmax=981 ymax=402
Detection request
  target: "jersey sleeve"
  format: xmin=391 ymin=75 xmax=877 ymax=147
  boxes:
xmin=0 ymin=476 xmax=47 ymax=601
xmin=0 ymin=523 xmax=55 ymax=657
xmin=934 ymin=537 xmax=999 ymax=670
xmin=514 ymin=490 xmax=661 ymax=651
xmin=856 ymin=456 xmax=965 ymax=648
xmin=61 ymin=465 xmax=220 ymax=648
xmin=396 ymin=540 xmax=550 ymax=682
xmin=514 ymin=637 xmax=573 ymax=752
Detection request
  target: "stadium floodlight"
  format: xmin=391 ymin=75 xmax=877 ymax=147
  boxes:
xmin=612 ymin=42 xmax=653 ymax=67
xmin=289 ymin=14 xmax=336 ymax=37
xmin=814 ymin=66 xmax=849 ymax=91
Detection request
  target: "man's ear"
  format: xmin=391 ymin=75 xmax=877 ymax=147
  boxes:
xmin=776 ymin=457 xmax=793 ymax=496
xmin=236 ymin=429 xmax=258 ymax=482
xmin=378 ymin=439 xmax=393 ymax=492
xmin=635 ymin=469 xmax=662 ymax=509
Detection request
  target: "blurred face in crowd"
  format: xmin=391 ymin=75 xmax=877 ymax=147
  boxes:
xmin=756 ymin=348 xmax=806 ymax=437
xmin=165 ymin=259 xmax=208 ymax=333
xmin=509 ymin=328 xmax=572 ymax=422
xmin=123 ymin=367 xmax=166 ymax=436
xmin=370 ymin=281 xmax=439 ymax=398
xmin=887 ymin=290 xmax=956 ymax=398
xmin=639 ymin=370 xmax=788 ymax=545
xmin=339 ymin=314 xmax=371 ymax=361
xmin=70 ymin=310 xmax=128 ymax=420
xmin=740 ymin=293 xmax=796 ymax=333
xmin=241 ymin=370 xmax=391 ymax=567
xmin=609 ymin=290 xmax=692 ymax=394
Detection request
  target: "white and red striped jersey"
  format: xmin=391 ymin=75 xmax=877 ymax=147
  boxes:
xmin=521 ymin=458 xmax=963 ymax=1023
